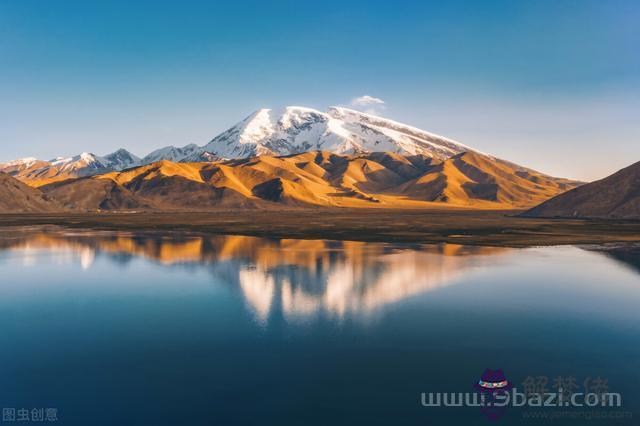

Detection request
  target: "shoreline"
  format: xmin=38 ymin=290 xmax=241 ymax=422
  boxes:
xmin=1 ymin=209 xmax=640 ymax=247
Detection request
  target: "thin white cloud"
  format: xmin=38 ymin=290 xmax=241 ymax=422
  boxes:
xmin=351 ymin=95 xmax=385 ymax=107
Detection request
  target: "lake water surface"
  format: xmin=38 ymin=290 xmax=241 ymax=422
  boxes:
xmin=0 ymin=227 xmax=639 ymax=425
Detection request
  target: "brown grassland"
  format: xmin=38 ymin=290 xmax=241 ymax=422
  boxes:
xmin=1 ymin=209 xmax=639 ymax=247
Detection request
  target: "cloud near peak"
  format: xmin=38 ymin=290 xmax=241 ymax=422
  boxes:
xmin=350 ymin=95 xmax=385 ymax=107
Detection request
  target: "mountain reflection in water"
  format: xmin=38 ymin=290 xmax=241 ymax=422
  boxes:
xmin=2 ymin=228 xmax=640 ymax=426
xmin=0 ymin=227 xmax=511 ymax=321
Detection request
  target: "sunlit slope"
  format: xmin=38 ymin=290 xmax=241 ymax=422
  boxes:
xmin=39 ymin=151 xmax=581 ymax=211
xmin=393 ymin=152 xmax=578 ymax=208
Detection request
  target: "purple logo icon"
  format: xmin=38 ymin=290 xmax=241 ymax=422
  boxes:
xmin=474 ymin=368 xmax=512 ymax=421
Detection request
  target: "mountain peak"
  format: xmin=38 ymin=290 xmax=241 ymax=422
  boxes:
xmin=51 ymin=152 xmax=100 ymax=166
xmin=1 ymin=157 xmax=39 ymax=167
xmin=204 ymin=105 xmax=475 ymax=160
xmin=108 ymin=148 xmax=136 ymax=156
xmin=141 ymin=144 xmax=216 ymax=164
xmin=103 ymin=149 xmax=141 ymax=171
xmin=79 ymin=152 xmax=99 ymax=161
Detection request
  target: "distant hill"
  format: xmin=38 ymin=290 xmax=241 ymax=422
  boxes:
xmin=0 ymin=172 xmax=61 ymax=213
xmin=39 ymin=151 xmax=579 ymax=212
xmin=523 ymin=160 xmax=640 ymax=219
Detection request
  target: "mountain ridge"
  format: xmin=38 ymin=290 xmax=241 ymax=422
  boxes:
xmin=204 ymin=106 xmax=477 ymax=159
xmin=0 ymin=105 xmax=516 ymax=187
xmin=523 ymin=160 xmax=640 ymax=219
xmin=1 ymin=106 xmax=582 ymax=206
xmin=37 ymin=150 xmax=580 ymax=212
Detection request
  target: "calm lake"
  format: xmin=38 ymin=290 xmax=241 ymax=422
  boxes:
xmin=0 ymin=227 xmax=638 ymax=425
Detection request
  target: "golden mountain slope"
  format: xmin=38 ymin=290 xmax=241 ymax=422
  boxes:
xmin=38 ymin=151 xmax=580 ymax=211
xmin=0 ymin=159 xmax=51 ymax=179
xmin=3 ymin=158 xmax=110 ymax=187
xmin=0 ymin=172 xmax=62 ymax=213
xmin=394 ymin=151 xmax=578 ymax=208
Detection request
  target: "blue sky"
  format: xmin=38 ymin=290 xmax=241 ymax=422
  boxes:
xmin=1 ymin=0 xmax=638 ymax=180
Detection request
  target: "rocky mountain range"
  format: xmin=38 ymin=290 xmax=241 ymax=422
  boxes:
xmin=1 ymin=106 xmax=483 ymax=186
xmin=0 ymin=106 xmax=591 ymax=213
xmin=203 ymin=106 xmax=475 ymax=159
xmin=29 ymin=150 xmax=578 ymax=212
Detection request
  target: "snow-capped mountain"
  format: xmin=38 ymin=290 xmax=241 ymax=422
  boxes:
xmin=204 ymin=106 xmax=475 ymax=160
xmin=141 ymin=144 xmax=217 ymax=164
xmin=2 ymin=157 xmax=40 ymax=168
xmin=103 ymin=149 xmax=141 ymax=170
xmin=49 ymin=152 xmax=112 ymax=176
xmin=0 ymin=149 xmax=144 ymax=186
xmin=48 ymin=149 xmax=142 ymax=173
xmin=1 ymin=145 xmax=218 ymax=186
xmin=180 ymin=149 xmax=218 ymax=163
xmin=0 ymin=157 xmax=50 ymax=177
xmin=2 ymin=106 xmax=487 ymax=187
xmin=327 ymin=107 xmax=474 ymax=158
xmin=0 ymin=152 xmax=114 ymax=186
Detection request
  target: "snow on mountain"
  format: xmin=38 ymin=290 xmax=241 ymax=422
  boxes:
xmin=141 ymin=144 xmax=217 ymax=164
xmin=141 ymin=144 xmax=197 ymax=163
xmin=204 ymin=106 xmax=476 ymax=160
xmin=1 ymin=157 xmax=39 ymax=168
xmin=49 ymin=152 xmax=112 ymax=176
xmin=327 ymin=107 xmax=478 ymax=158
xmin=0 ymin=157 xmax=51 ymax=178
xmin=4 ymin=106 xmax=486 ymax=185
xmin=103 ymin=149 xmax=141 ymax=170
xmin=180 ymin=149 xmax=218 ymax=163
